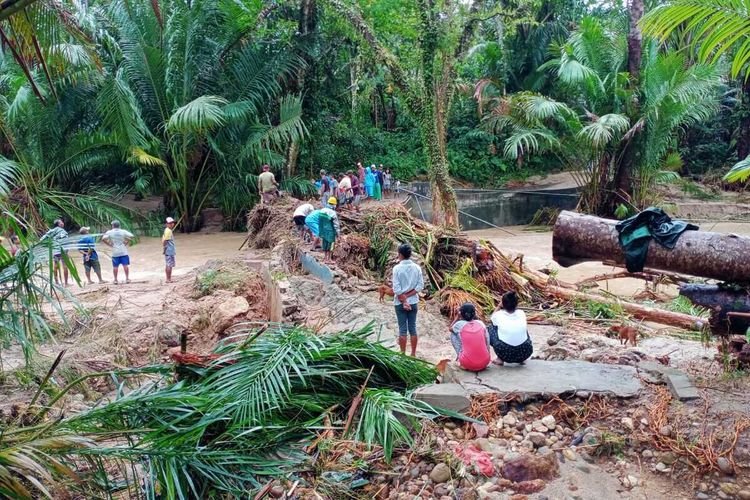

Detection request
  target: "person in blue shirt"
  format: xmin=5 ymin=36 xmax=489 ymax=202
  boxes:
xmin=78 ymin=227 xmax=104 ymax=284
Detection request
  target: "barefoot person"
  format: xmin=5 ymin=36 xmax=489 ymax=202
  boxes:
xmin=102 ymin=220 xmax=134 ymax=284
xmin=489 ymin=291 xmax=533 ymax=365
xmin=78 ymin=227 xmax=104 ymax=284
xmin=41 ymin=219 xmax=69 ymax=286
xmin=392 ymin=243 xmax=424 ymax=356
xmin=163 ymin=217 xmax=176 ymax=282
xmin=450 ymin=303 xmax=491 ymax=372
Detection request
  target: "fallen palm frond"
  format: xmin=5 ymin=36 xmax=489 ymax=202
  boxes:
xmin=444 ymin=259 xmax=495 ymax=315
xmin=5 ymin=322 xmax=457 ymax=498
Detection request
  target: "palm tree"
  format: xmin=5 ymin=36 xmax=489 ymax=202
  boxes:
xmin=642 ymin=0 xmax=750 ymax=183
xmin=479 ymin=17 xmax=720 ymax=214
xmin=90 ymin=0 xmax=307 ymax=231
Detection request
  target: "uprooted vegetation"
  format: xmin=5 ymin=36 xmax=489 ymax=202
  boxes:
xmin=2 ymin=323 xmax=457 ymax=498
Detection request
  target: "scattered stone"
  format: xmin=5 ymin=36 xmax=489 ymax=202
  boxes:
xmin=445 ymin=422 xmax=458 ymax=430
xmin=737 ymin=490 xmax=750 ymax=500
xmin=655 ymin=462 xmax=668 ymax=472
xmin=666 ymin=373 xmax=699 ymax=401
xmin=576 ymin=463 xmax=591 ymax=473
xmin=717 ymin=456 xmax=733 ymax=475
xmin=269 ymin=485 xmax=285 ymax=498
xmin=532 ymin=421 xmax=548 ymax=433
xmin=502 ymin=451 xmax=559 ymax=483
xmin=562 ymin=449 xmax=578 ymax=462
xmin=659 ymin=452 xmax=677 ymax=465
xmin=503 ymin=413 xmax=518 ymax=426
xmin=621 ymin=417 xmax=634 ymax=431
xmin=514 ymin=479 xmax=547 ymax=494
xmin=641 ymin=449 xmax=654 ymax=459
xmin=414 ymin=384 xmax=471 ymax=413
xmin=696 ymin=493 xmax=710 ymax=500
xmin=212 ymin=296 xmax=250 ymax=333
xmin=454 ymin=427 xmax=465 ymax=440
xmin=541 ymin=415 xmax=556 ymax=430
xmin=430 ymin=463 xmax=452 ymax=484
xmin=473 ymin=422 xmax=490 ymax=439
xmin=659 ymin=425 xmax=673 ymax=437
xmin=528 ymin=432 xmax=547 ymax=447
xmin=720 ymin=483 xmax=740 ymax=496
xmin=620 ymin=475 xmax=640 ymax=488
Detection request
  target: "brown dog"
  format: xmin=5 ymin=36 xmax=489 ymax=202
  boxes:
xmin=378 ymin=284 xmax=394 ymax=303
xmin=610 ymin=325 xmax=638 ymax=347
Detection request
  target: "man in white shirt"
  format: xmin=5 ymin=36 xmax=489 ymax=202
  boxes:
xmin=293 ymin=203 xmax=314 ymax=241
xmin=338 ymin=173 xmax=352 ymax=209
xmin=392 ymin=243 xmax=424 ymax=356
xmin=102 ymin=220 xmax=134 ymax=284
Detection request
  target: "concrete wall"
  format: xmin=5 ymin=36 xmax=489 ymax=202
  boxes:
xmin=405 ymin=182 xmax=579 ymax=229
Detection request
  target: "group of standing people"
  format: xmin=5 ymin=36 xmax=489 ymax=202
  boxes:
xmin=27 ymin=217 xmax=177 ymax=286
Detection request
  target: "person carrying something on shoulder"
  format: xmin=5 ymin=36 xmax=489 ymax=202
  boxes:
xmin=338 ymin=172 xmax=352 ymax=209
xmin=450 ymin=303 xmax=491 ymax=372
xmin=293 ymin=202 xmax=314 ymax=241
xmin=78 ymin=227 xmax=104 ymax=284
xmin=258 ymin=164 xmax=278 ymax=204
xmin=163 ymin=217 xmax=177 ymax=283
xmin=318 ymin=197 xmax=340 ymax=263
xmin=41 ymin=218 xmax=70 ymax=286
xmin=392 ymin=243 xmax=424 ymax=356
xmin=102 ymin=220 xmax=134 ymax=284
xmin=489 ymin=291 xmax=533 ymax=365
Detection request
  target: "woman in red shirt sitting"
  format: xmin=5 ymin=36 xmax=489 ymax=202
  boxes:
xmin=450 ymin=303 xmax=492 ymax=372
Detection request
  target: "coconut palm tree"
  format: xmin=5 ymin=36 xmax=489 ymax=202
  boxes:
xmin=642 ymin=0 xmax=750 ymax=184
xmin=90 ymin=0 xmax=307 ymax=231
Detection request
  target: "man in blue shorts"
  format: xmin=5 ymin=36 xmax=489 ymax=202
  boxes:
xmin=102 ymin=220 xmax=134 ymax=284
xmin=78 ymin=227 xmax=104 ymax=284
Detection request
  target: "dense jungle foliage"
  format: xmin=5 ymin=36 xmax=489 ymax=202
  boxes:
xmin=0 ymin=0 xmax=748 ymax=229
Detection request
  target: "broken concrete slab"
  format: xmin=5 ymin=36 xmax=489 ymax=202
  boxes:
xmin=444 ymin=359 xmax=641 ymax=398
xmin=299 ymin=252 xmax=334 ymax=284
xmin=665 ymin=373 xmax=700 ymax=401
xmin=414 ymin=383 xmax=471 ymax=412
xmin=636 ymin=360 xmax=681 ymax=384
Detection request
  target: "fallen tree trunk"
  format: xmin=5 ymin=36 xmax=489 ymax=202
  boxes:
xmin=545 ymin=285 xmax=706 ymax=331
xmin=552 ymin=211 xmax=750 ymax=283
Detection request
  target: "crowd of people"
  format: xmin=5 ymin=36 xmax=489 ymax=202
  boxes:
xmin=7 ymin=217 xmax=178 ymax=287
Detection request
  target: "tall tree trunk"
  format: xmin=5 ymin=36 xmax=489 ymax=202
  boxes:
xmin=420 ymin=107 xmax=458 ymax=227
xmin=350 ymin=52 xmax=360 ymax=118
xmin=738 ymin=78 xmax=750 ymax=161
xmin=608 ymin=0 xmax=644 ymax=213
xmin=286 ymin=140 xmax=299 ymax=179
xmin=386 ymin=92 xmax=397 ymax=130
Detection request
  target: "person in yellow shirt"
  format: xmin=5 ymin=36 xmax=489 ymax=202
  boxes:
xmin=163 ymin=217 xmax=176 ymax=283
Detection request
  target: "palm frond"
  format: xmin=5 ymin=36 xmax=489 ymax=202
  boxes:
xmin=167 ymin=95 xmax=228 ymax=134
xmin=724 ymin=156 xmax=750 ymax=183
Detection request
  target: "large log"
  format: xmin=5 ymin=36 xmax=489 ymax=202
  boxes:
xmin=552 ymin=211 xmax=750 ymax=283
xmin=545 ymin=285 xmax=705 ymax=331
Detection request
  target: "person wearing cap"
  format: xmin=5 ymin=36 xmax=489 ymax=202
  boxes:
xmin=318 ymin=197 xmax=340 ymax=263
xmin=40 ymin=218 xmax=70 ymax=286
xmin=258 ymin=164 xmax=278 ymax=204
xmin=450 ymin=303 xmax=491 ymax=372
xmin=78 ymin=227 xmax=104 ymax=284
xmin=163 ymin=217 xmax=177 ymax=283
xmin=102 ymin=220 xmax=134 ymax=284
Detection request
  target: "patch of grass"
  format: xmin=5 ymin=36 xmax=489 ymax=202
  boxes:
xmin=594 ymin=431 xmax=626 ymax=457
xmin=666 ymin=296 xmax=709 ymax=318
xmin=680 ymin=180 xmax=718 ymax=201
xmin=193 ymin=267 xmax=248 ymax=298
xmin=585 ymin=300 xmax=623 ymax=320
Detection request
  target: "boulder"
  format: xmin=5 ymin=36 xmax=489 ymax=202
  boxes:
xmin=502 ymin=451 xmax=559 ymax=483
xmin=212 ymin=295 xmax=250 ymax=333
xmin=414 ymin=383 xmax=471 ymax=413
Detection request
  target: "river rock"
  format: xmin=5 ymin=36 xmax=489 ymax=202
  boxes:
xmin=659 ymin=425 xmax=673 ymax=437
xmin=562 ymin=449 xmax=578 ymax=462
xmin=541 ymin=415 xmax=556 ymax=430
xmin=717 ymin=457 xmax=733 ymax=475
xmin=502 ymin=451 xmax=559 ymax=483
xmin=430 ymin=463 xmax=452 ymax=483
xmin=642 ymin=449 xmax=654 ymax=459
xmin=212 ymin=295 xmax=250 ymax=333
xmin=621 ymin=475 xmax=640 ymax=488
xmin=454 ymin=427 xmax=465 ymax=440
xmin=528 ymin=432 xmax=547 ymax=447
xmin=269 ymin=485 xmax=285 ymax=498
xmin=503 ymin=413 xmax=518 ymax=426
xmin=655 ymin=462 xmax=668 ymax=472
xmin=621 ymin=417 xmax=635 ymax=431
xmin=474 ymin=422 xmax=490 ymax=438
xmin=737 ymin=490 xmax=750 ymax=500
xmin=659 ymin=452 xmax=677 ymax=465
xmin=720 ymin=483 xmax=740 ymax=496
